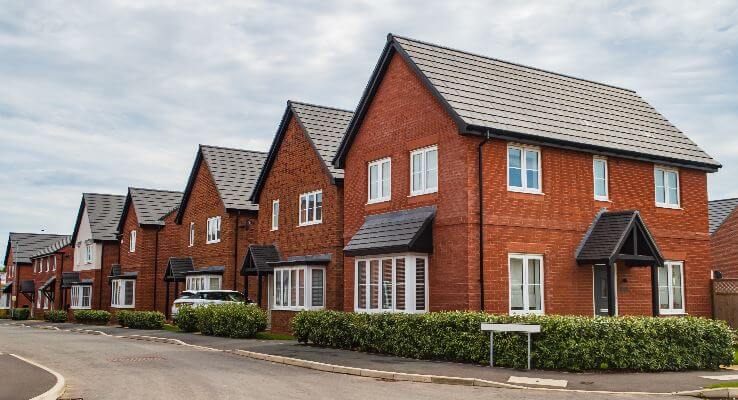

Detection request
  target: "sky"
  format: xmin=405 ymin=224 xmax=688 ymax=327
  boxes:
xmin=1 ymin=1 xmax=737 ymax=259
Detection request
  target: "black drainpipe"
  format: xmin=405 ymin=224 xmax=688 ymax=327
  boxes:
xmin=99 ymin=242 xmax=105 ymax=310
xmin=153 ymin=227 xmax=160 ymax=312
xmin=478 ymin=130 xmax=492 ymax=311
xmin=233 ymin=211 xmax=240 ymax=291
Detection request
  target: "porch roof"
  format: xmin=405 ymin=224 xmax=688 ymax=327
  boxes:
xmin=241 ymin=244 xmax=282 ymax=276
xmin=576 ymin=210 xmax=663 ymax=267
xmin=344 ymin=206 xmax=435 ymax=257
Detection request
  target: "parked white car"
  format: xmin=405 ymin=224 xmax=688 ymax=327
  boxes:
xmin=171 ymin=290 xmax=247 ymax=317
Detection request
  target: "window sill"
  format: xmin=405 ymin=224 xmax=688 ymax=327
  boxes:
xmin=298 ymin=221 xmax=323 ymax=227
xmin=408 ymin=189 xmax=438 ymax=198
xmin=507 ymin=187 xmax=544 ymax=195
xmin=659 ymin=310 xmax=686 ymax=316
xmin=509 ymin=310 xmax=544 ymax=316
xmin=594 ymin=197 xmax=611 ymax=203
xmin=111 ymin=305 xmax=135 ymax=309
xmin=69 ymin=306 xmax=91 ymax=310
xmin=354 ymin=309 xmax=427 ymax=314
xmin=656 ymin=204 xmax=682 ymax=210
xmin=206 ymin=240 xmax=221 ymax=245
xmin=367 ymin=198 xmax=391 ymax=205
xmin=270 ymin=228 xmax=278 ymax=232
xmin=273 ymin=306 xmax=323 ymax=312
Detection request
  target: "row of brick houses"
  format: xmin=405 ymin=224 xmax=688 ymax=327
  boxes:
xmin=2 ymin=34 xmax=736 ymax=331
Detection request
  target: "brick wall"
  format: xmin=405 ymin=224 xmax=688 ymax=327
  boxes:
xmin=254 ymin=114 xmax=345 ymax=332
xmin=342 ymin=50 xmax=712 ymax=317
xmin=116 ymin=204 xmax=157 ymax=313
xmin=711 ymin=208 xmax=738 ymax=278
xmin=157 ymin=212 xmax=183 ymax=316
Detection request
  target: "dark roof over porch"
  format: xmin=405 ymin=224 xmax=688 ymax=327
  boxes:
xmin=241 ymin=244 xmax=282 ymax=276
xmin=576 ymin=210 xmax=663 ymax=267
xmin=164 ymin=257 xmax=195 ymax=282
xmin=344 ymin=206 xmax=435 ymax=257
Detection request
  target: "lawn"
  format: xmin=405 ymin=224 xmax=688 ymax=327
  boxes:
xmin=162 ymin=323 xmax=180 ymax=332
xmin=254 ymin=332 xmax=295 ymax=340
xmin=707 ymin=381 xmax=738 ymax=389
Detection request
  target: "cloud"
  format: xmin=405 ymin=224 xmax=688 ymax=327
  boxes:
xmin=0 ymin=0 xmax=736 ymax=253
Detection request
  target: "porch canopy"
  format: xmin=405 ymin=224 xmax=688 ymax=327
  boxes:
xmin=576 ymin=210 xmax=664 ymax=316
xmin=39 ymin=276 xmax=56 ymax=303
xmin=61 ymin=272 xmax=92 ymax=288
xmin=19 ymin=280 xmax=35 ymax=303
xmin=2 ymin=281 xmax=12 ymax=294
xmin=344 ymin=206 xmax=435 ymax=257
xmin=164 ymin=257 xmax=195 ymax=283
xmin=241 ymin=244 xmax=282 ymax=307
xmin=268 ymin=253 xmax=331 ymax=268
xmin=108 ymin=264 xmax=138 ymax=282
xmin=182 ymin=265 xmax=224 ymax=276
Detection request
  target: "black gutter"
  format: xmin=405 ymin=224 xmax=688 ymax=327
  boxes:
xmin=477 ymin=130 xmax=491 ymax=311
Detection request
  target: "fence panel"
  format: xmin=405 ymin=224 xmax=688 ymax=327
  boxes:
xmin=712 ymin=279 xmax=738 ymax=329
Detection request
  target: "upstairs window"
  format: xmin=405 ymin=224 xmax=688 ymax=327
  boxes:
xmin=206 ymin=216 xmax=221 ymax=244
xmin=52 ymin=257 xmax=57 ymax=271
xmin=368 ymin=158 xmax=391 ymax=203
xmin=111 ymin=279 xmax=135 ymax=308
xmin=84 ymin=243 xmax=94 ymax=263
xmin=130 ymin=230 xmax=137 ymax=253
xmin=189 ymin=222 xmax=195 ymax=247
xmin=658 ymin=261 xmax=685 ymax=315
xmin=507 ymin=145 xmax=541 ymax=193
xmin=45 ymin=258 xmax=49 ymax=272
xmin=410 ymin=146 xmax=438 ymax=196
xmin=593 ymin=157 xmax=609 ymax=201
xmin=299 ymin=191 xmax=323 ymax=226
xmin=271 ymin=200 xmax=279 ymax=230
xmin=655 ymin=167 xmax=680 ymax=208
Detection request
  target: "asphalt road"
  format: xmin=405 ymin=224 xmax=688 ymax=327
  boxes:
xmin=0 ymin=324 xmax=667 ymax=400
xmin=0 ymin=353 xmax=57 ymax=400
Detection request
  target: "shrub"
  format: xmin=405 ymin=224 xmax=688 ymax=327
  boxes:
xmin=73 ymin=310 xmax=111 ymax=325
xmin=196 ymin=303 xmax=267 ymax=339
xmin=43 ymin=310 xmax=67 ymax=323
xmin=11 ymin=308 xmax=29 ymax=320
xmin=174 ymin=305 xmax=199 ymax=332
xmin=0 ymin=309 xmax=9 ymax=319
xmin=291 ymin=311 xmax=735 ymax=372
xmin=116 ymin=310 xmax=165 ymax=330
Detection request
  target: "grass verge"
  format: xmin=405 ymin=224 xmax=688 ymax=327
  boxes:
xmin=255 ymin=332 xmax=295 ymax=340
xmin=162 ymin=323 xmax=180 ymax=333
xmin=706 ymin=381 xmax=738 ymax=389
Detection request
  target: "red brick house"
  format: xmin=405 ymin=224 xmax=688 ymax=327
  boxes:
xmin=332 ymin=35 xmax=720 ymax=317
xmin=245 ymin=101 xmax=353 ymax=331
xmin=113 ymin=187 xmax=183 ymax=314
xmin=28 ymin=236 xmax=73 ymax=316
xmin=709 ymin=198 xmax=738 ymax=278
xmin=165 ymin=145 xmax=266 ymax=315
xmin=2 ymin=233 xmax=70 ymax=314
xmin=68 ymin=193 xmax=125 ymax=312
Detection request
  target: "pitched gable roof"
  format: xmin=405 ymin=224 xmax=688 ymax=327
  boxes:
xmin=31 ymin=236 xmax=72 ymax=259
xmin=4 ymin=233 xmax=69 ymax=265
xmin=576 ymin=210 xmax=663 ymax=266
xmin=71 ymin=193 xmax=126 ymax=243
xmin=117 ymin=187 xmax=183 ymax=232
xmin=176 ymin=145 xmax=267 ymax=223
xmin=251 ymin=101 xmax=353 ymax=202
xmin=709 ymin=198 xmax=738 ymax=235
xmin=334 ymin=34 xmax=719 ymax=172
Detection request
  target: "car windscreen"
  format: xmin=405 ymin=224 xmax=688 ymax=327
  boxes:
xmin=201 ymin=292 xmax=245 ymax=302
xmin=178 ymin=292 xmax=200 ymax=299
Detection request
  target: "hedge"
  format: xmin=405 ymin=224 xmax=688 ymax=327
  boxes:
xmin=291 ymin=311 xmax=734 ymax=372
xmin=116 ymin=311 xmax=165 ymax=330
xmin=73 ymin=310 xmax=111 ymax=325
xmin=11 ymin=308 xmax=29 ymax=320
xmin=174 ymin=303 xmax=267 ymax=338
xmin=43 ymin=310 xmax=67 ymax=323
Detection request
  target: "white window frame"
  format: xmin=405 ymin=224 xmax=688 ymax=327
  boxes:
xmin=206 ymin=216 xmax=221 ymax=244
xmin=186 ymin=274 xmax=222 ymax=291
xmin=507 ymin=144 xmax=542 ymax=194
xmin=271 ymin=200 xmax=279 ymax=231
xmin=354 ymin=254 xmax=428 ymax=314
xmin=129 ymin=230 xmax=137 ymax=253
xmin=593 ymin=157 xmax=609 ymax=201
xmin=410 ymin=145 xmax=438 ymax=196
xmin=84 ymin=243 xmax=93 ymax=264
xmin=367 ymin=158 xmax=391 ymax=204
xmin=70 ymin=285 xmax=92 ymax=309
xmin=659 ymin=261 xmax=686 ymax=315
xmin=189 ymin=222 xmax=195 ymax=247
xmin=0 ymin=293 xmax=9 ymax=309
xmin=52 ymin=256 xmax=57 ymax=271
xmin=298 ymin=190 xmax=323 ymax=226
xmin=272 ymin=266 xmax=325 ymax=311
xmin=508 ymin=253 xmax=545 ymax=315
xmin=111 ymin=279 xmax=135 ymax=308
xmin=654 ymin=166 xmax=680 ymax=209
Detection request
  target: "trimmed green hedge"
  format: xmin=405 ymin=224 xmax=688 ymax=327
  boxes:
xmin=291 ymin=311 xmax=734 ymax=372
xmin=173 ymin=305 xmax=198 ymax=332
xmin=11 ymin=308 xmax=29 ymax=320
xmin=73 ymin=310 xmax=111 ymax=325
xmin=116 ymin=311 xmax=165 ymax=330
xmin=174 ymin=303 xmax=267 ymax=338
xmin=43 ymin=310 xmax=67 ymax=323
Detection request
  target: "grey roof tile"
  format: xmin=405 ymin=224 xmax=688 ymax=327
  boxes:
xmin=5 ymin=233 xmax=70 ymax=264
xmin=165 ymin=257 xmax=195 ymax=281
xmin=200 ymin=145 xmax=267 ymax=211
xmin=708 ymin=198 xmax=738 ymax=235
xmin=344 ymin=206 xmax=435 ymax=256
xmin=291 ymin=102 xmax=353 ymax=180
xmin=129 ymin=187 xmax=183 ymax=226
xmin=84 ymin=193 xmax=126 ymax=241
xmin=31 ymin=235 xmax=72 ymax=259
xmin=576 ymin=210 xmax=662 ymax=263
xmin=242 ymin=244 xmax=282 ymax=274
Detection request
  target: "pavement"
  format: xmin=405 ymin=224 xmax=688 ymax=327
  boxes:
xmin=0 ymin=353 xmax=58 ymax=400
xmin=2 ymin=319 xmax=738 ymax=397
xmin=0 ymin=322 xmax=658 ymax=400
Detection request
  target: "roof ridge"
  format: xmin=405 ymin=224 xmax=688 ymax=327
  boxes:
xmin=288 ymin=100 xmax=355 ymax=113
xmin=83 ymin=192 xmax=126 ymax=197
xmin=129 ymin=187 xmax=184 ymax=194
xmin=9 ymin=232 xmax=67 ymax=236
xmin=389 ymin=33 xmax=637 ymax=94
xmin=709 ymin=197 xmax=738 ymax=203
xmin=199 ymin=144 xmax=267 ymax=155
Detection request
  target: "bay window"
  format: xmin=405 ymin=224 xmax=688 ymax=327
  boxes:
xmin=368 ymin=158 xmax=391 ymax=203
xmin=186 ymin=274 xmax=221 ymax=291
xmin=410 ymin=146 xmax=438 ymax=196
xmin=509 ymin=254 xmax=544 ymax=315
xmin=507 ymin=144 xmax=541 ymax=193
xmin=111 ymin=279 xmax=135 ymax=308
xmin=355 ymin=254 xmax=427 ymax=313
xmin=658 ymin=261 xmax=685 ymax=314
xmin=273 ymin=266 xmax=325 ymax=310
xmin=299 ymin=191 xmax=323 ymax=226
xmin=70 ymin=285 xmax=92 ymax=309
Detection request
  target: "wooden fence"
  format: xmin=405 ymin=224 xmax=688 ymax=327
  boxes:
xmin=712 ymin=279 xmax=738 ymax=329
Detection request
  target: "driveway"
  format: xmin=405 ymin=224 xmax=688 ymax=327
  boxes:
xmin=0 ymin=323 xmax=659 ymax=400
